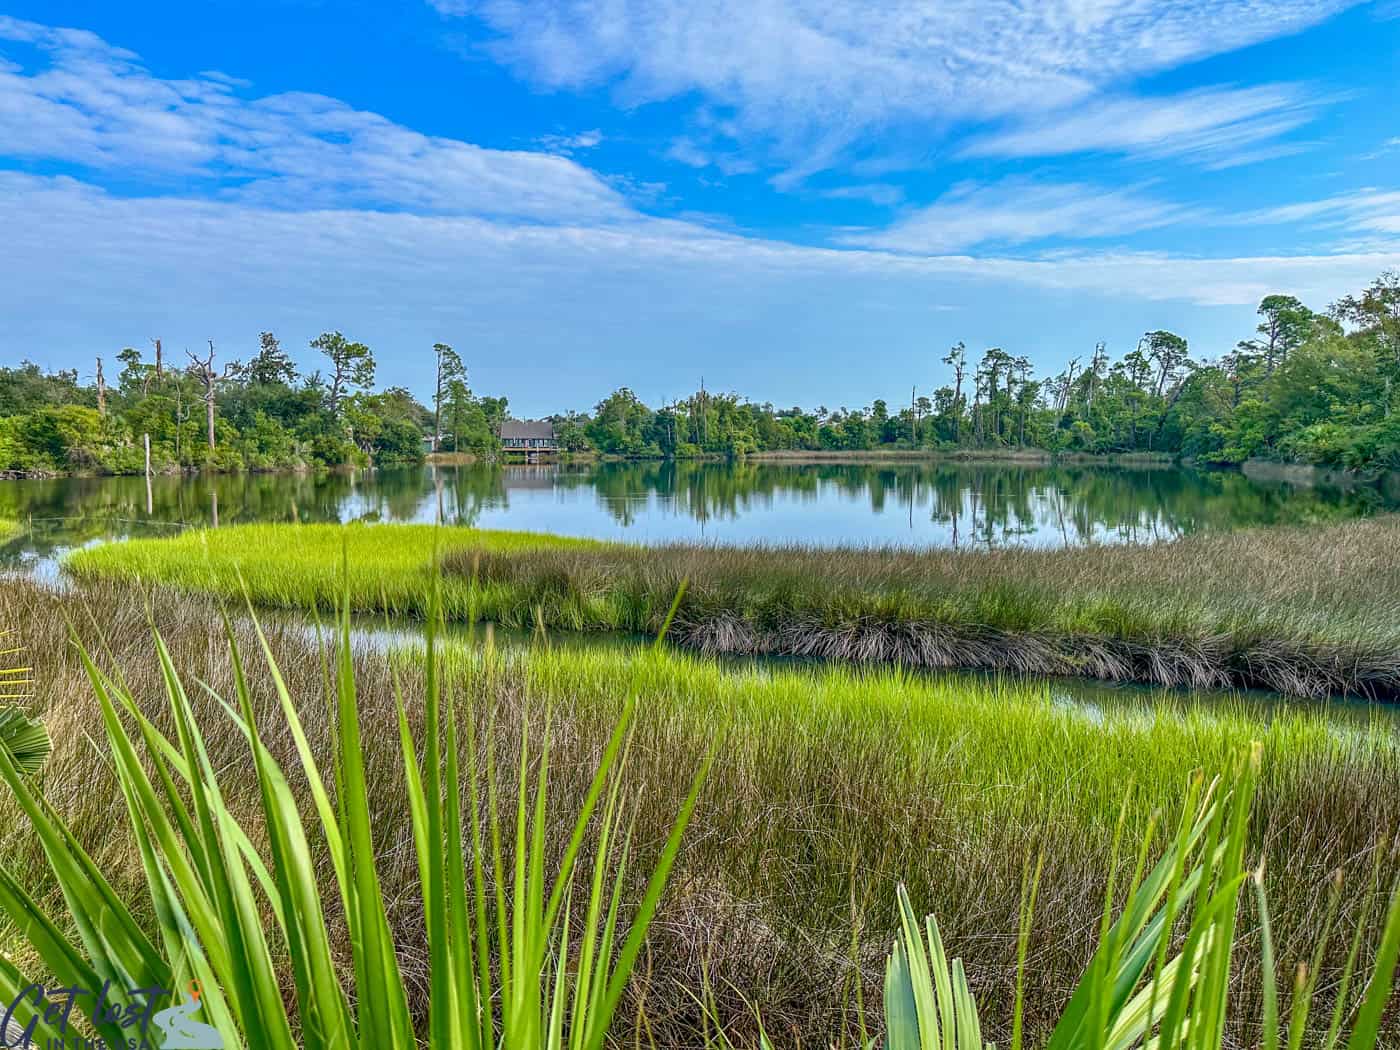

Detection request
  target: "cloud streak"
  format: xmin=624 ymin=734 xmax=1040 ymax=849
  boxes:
xmin=1243 ymin=188 xmax=1400 ymax=245
xmin=449 ymin=0 xmax=1359 ymax=173
xmin=0 ymin=15 xmax=631 ymax=223
xmin=840 ymin=179 xmax=1199 ymax=253
xmin=5 ymin=171 xmax=1396 ymax=313
xmin=959 ymin=85 xmax=1329 ymax=168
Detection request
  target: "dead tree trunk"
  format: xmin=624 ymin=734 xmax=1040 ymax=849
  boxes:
xmin=186 ymin=341 xmax=229 ymax=452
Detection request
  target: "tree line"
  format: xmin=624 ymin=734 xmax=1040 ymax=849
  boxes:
xmin=565 ymin=271 xmax=1400 ymax=471
xmin=2 ymin=270 xmax=1397 ymax=476
xmin=0 ymin=333 xmax=506 ymax=476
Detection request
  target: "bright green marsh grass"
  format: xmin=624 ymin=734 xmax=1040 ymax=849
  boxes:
xmin=2 ymin=577 xmax=1399 ymax=1043
xmin=64 ymin=522 xmax=605 ymax=618
xmin=421 ymin=640 xmax=1400 ymax=1040
xmin=65 ymin=517 xmax=1400 ymax=697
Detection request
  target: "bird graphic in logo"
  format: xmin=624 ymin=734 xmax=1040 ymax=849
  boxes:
xmin=151 ymin=981 xmax=224 ymax=1049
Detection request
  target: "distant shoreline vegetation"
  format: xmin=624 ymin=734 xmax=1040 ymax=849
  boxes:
xmin=3 ymin=271 xmax=1398 ymax=479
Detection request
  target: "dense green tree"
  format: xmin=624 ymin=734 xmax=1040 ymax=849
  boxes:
xmin=245 ymin=332 xmax=298 ymax=386
xmin=0 ymin=362 xmax=90 ymax=416
xmin=432 ymin=343 xmax=465 ymax=451
xmin=311 ymin=331 xmax=375 ymax=415
xmin=1332 ymin=271 xmax=1400 ymax=367
xmin=1251 ymin=295 xmax=1313 ymax=373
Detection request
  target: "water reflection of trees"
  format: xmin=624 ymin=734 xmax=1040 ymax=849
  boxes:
xmin=556 ymin=460 xmax=1390 ymax=542
xmin=0 ymin=461 xmax=1390 ymax=571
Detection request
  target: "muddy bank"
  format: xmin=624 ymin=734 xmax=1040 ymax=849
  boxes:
xmin=670 ymin=615 xmax=1400 ymax=701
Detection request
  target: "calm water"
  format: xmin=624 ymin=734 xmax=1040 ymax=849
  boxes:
xmin=1 ymin=459 xmax=1395 ymax=575
xmin=3 ymin=460 xmax=1395 ymax=721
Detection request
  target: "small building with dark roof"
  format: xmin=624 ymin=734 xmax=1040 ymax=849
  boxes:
xmin=499 ymin=420 xmax=558 ymax=453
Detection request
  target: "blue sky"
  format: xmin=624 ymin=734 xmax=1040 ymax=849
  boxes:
xmin=1 ymin=1 xmax=1398 ymax=416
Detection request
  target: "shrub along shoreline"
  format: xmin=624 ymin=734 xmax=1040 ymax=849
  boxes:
xmin=63 ymin=516 xmax=1400 ymax=700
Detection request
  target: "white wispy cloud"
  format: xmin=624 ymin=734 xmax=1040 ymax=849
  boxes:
xmin=3 ymin=167 xmax=1399 ymax=410
xmin=448 ymin=0 xmax=1359 ymax=174
xmin=960 ymin=85 xmax=1326 ymax=167
xmin=817 ymin=184 xmax=905 ymax=207
xmin=841 ymin=179 xmax=1198 ymax=253
xmin=665 ymin=137 xmax=758 ymax=176
xmin=425 ymin=0 xmax=473 ymax=15
xmin=1245 ymin=188 xmax=1400 ymax=239
xmin=4 ymin=170 xmax=1396 ymax=316
xmin=0 ymin=15 xmax=631 ymax=223
xmin=535 ymin=128 xmax=603 ymax=153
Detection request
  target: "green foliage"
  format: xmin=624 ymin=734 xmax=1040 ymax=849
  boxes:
xmin=0 ymin=361 xmax=92 ymax=416
xmin=6 ymin=574 xmax=1400 ymax=1045
xmin=0 ymin=332 xmax=441 ymax=475
xmin=0 ymin=707 xmax=49 ymax=775
xmin=244 ymin=331 xmax=298 ymax=386
xmin=63 ymin=514 xmax=1400 ymax=698
xmin=0 ymin=592 xmax=707 ymax=1048
xmin=6 ymin=270 xmax=1400 ymax=475
xmin=311 ymin=330 xmax=376 ymax=414
xmin=881 ymin=756 xmax=1400 ymax=1050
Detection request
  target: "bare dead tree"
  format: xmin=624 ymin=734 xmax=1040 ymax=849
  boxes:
xmin=1059 ymin=357 xmax=1080 ymax=413
xmin=95 ymin=357 xmax=107 ymax=416
xmin=1086 ymin=341 xmax=1107 ymax=407
xmin=151 ymin=338 xmax=164 ymax=379
xmin=186 ymin=341 xmax=237 ymax=451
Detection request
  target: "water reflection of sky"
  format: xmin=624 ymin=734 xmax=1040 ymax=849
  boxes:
xmin=383 ymin=462 xmax=1390 ymax=550
xmin=433 ymin=479 xmax=1167 ymax=548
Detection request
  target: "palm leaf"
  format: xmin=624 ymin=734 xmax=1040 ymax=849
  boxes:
xmin=0 ymin=706 xmax=49 ymax=775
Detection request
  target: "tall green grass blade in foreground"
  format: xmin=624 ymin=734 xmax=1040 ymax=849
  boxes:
xmin=881 ymin=748 xmax=1400 ymax=1050
xmin=0 ymin=586 xmax=709 ymax=1049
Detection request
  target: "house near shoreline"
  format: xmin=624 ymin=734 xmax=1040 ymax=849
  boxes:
xmin=499 ymin=420 xmax=558 ymax=458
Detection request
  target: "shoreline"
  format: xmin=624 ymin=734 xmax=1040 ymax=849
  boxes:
xmin=743 ymin=448 xmax=1177 ymax=466
xmin=0 ymin=461 xmax=355 ymax=481
xmin=6 ymin=448 xmax=1393 ymax=487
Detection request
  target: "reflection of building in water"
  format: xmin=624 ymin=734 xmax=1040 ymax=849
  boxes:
xmin=501 ymin=465 xmax=559 ymax=490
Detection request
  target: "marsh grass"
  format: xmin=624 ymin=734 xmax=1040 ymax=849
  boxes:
xmin=3 ymin=578 xmax=1399 ymax=1044
xmin=0 ymin=575 xmax=708 ymax=1049
xmin=62 ymin=522 xmax=597 ymax=615
xmin=447 ymin=517 xmax=1400 ymax=699
xmin=66 ymin=517 xmax=1400 ymax=698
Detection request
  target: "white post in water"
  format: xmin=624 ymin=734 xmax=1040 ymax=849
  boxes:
xmin=143 ymin=433 xmax=153 ymax=515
